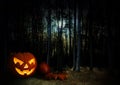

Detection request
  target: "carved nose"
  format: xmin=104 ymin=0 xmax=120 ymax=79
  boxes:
xmin=24 ymin=64 xmax=28 ymax=68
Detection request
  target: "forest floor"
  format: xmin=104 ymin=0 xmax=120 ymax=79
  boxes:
xmin=1 ymin=67 xmax=120 ymax=85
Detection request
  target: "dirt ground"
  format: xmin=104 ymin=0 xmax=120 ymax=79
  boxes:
xmin=1 ymin=67 xmax=120 ymax=85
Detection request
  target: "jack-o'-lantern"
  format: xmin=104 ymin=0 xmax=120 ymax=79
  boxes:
xmin=9 ymin=52 xmax=37 ymax=77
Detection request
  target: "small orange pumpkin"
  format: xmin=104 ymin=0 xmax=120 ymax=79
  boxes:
xmin=45 ymin=72 xmax=68 ymax=80
xmin=57 ymin=73 xmax=68 ymax=80
xmin=45 ymin=73 xmax=58 ymax=80
xmin=9 ymin=52 xmax=37 ymax=77
xmin=39 ymin=62 xmax=50 ymax=75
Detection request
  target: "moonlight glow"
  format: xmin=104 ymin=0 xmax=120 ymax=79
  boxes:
xmin=58 ymin=20 xmax=66 ymax=28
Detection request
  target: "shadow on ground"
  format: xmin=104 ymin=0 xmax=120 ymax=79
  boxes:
xmin=1 ymin=67 xmax=120 ymax=85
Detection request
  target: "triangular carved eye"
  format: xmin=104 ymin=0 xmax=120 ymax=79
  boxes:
xmin=13 ymin=57 xmax=24 ymax=65
xmin=28 ymin=58 xmax=35 ymax=65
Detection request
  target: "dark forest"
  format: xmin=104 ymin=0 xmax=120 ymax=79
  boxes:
xmin=0 ymin=0 xmax=120 ymax=82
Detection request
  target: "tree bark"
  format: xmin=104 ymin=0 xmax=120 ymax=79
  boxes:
xmin=47 ymin=8 xmax=52 ymax=64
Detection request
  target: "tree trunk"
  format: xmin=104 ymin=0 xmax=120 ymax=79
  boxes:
xmin=73 ymin=0 xmax=77 ymax=71
xmin=73 ymin=0 xmax=81 ymax=71
xmin=74 ymin=1 xmax=82 ymax=71
xmin=47 ymin=8 xmax=51 ymax=64
xmin=88 ymin=0 xmax=93 ymax=70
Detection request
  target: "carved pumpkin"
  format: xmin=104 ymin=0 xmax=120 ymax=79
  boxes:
xmin=9 ymin=52 xmax=37 ymax=77
xmin=39 ymin=62 xmax=50 ymax=75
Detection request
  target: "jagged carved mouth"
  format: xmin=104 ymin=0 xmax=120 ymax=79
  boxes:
xmin=15 ymin=67 xmax=35 ymax=75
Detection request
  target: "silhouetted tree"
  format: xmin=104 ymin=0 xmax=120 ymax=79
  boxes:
xmin=73 ymin=0 xmax=81 ymax=71
xmin=47 ymin=8 xmax=52 ymax=64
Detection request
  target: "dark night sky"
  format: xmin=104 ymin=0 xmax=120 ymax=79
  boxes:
xmin=3 ymin=0 xmax=119 ymax=25
xmin=1 ymin=0 xmax=119 ymax=19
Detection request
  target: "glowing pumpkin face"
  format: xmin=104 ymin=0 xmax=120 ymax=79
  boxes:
xmin=9 ymin=52 xmax=37 ymax=77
